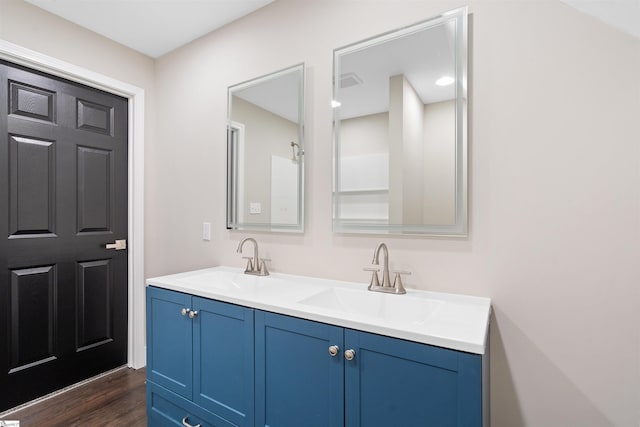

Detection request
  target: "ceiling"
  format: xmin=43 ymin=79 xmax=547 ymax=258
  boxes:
xmin=233 ymin=66 xmax=302 ymax=123
xmin=24 ymin=0 xmax=274 ymax=58
xmin=559 ymin=0 xmax=640 ymax=39
xmin=23 ymin=1 xmax=638 ymax=59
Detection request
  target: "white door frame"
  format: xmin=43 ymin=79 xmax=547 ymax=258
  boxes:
xmin=0 ymin=40 xmax=146 ymax=369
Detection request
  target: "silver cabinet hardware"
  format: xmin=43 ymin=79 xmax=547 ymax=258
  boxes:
xmin=328 ymin=345 xmax=340 ymax=357
xmin=181 ymin=308 xmax=190 ymax=316
xmin=344 ymin=349 xmax=356 ymax=361
xmin=105 ymin=239 xmax=127 ymax=250
xmin=188 ymin=310 xmax=199 ymax=319
xmin=182 ymin=417 xmax=201 ymax=427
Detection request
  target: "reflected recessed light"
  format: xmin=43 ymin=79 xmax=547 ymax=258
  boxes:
xmin=436 ymin=76 xmax=455 ymax=86
xmin=331 ymin=100 xmax=342 ymax=108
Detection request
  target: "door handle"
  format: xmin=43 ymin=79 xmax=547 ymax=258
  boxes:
xmin=105 ymin=239 xmax=127 ymax=250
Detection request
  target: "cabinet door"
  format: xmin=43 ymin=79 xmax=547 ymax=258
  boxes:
xmin=146 ymin=286 xmax=193 ymax=399
xmin=193 ymin=297 xmax=255 ymax=426
xmin=255 ymin=311 xmax=344 ymax=427
xmin=344 ymin=330 xmax=482 ymax=427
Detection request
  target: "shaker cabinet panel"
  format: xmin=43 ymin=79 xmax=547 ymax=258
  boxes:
xmin=194 ymin=296 xmax=255 ymax=426
xmin=146 ymin=286 xmax=193 ymax=399
xmin=255 ymin=311 xmax=344 ymax=427
xmin=344 ymin=329 xmax=482 ymax=427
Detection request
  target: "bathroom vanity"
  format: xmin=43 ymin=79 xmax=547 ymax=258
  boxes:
xmin=145 ymin=267 xmax=490 ymax=427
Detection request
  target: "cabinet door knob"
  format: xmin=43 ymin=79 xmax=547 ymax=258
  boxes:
xmin=181 ymin=308 xmax=190 ymax=316
xmin=182 ymin=416 xmax=201 ymax=427
xmin=344 ymin=349 xmax=356 ymax=361
xmin=188 ymin=310 xmax=199 ymax=319
xmin=328 ymin=345 xmax=340 ymax=357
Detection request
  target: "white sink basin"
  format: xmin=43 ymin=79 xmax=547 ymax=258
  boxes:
xmin=175 ymin=270 xmax=287 ymax=293
xmin=298 ymin=287 xmax=442 ymax=325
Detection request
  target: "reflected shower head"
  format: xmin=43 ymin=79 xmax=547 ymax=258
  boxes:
xmin=290 ymin=141 xmax=302 ymax=163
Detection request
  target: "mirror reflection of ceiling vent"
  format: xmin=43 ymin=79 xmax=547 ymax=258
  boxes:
xmin=340 ymin=72 xmax=363 ymax=88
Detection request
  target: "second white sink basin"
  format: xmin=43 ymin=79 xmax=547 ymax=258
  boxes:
xmin=298 ymin=286 xmax=442 ymax=325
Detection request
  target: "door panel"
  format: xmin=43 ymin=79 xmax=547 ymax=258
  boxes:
xmin=0 ymin=60 xmax=128 ymax=411
xmin=9 ymin=80 xmax=56 ymax=123
xmin=77 ymin=146 xmax=113 ymax=233
xmin=76 ymin=259 xmax=113 ymax=351
xmin=9 ymin=265 xmax=57 ymax=372
xmin=8 ymin=135 xmax=56 ymax=237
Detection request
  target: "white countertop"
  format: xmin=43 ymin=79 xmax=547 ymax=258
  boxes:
xmin=146 ymin=266 xmax=491 ymax=355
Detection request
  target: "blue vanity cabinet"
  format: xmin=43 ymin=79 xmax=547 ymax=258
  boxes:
xmin=146 ymin=286 xmax=255 ymax=427
xmin=255 ymin=311 xmax=484 ymax=427
xmin=254 ymin=310 xmax=345 ymax=427
xmin=147 ymin=286 xmax=486 ymax=427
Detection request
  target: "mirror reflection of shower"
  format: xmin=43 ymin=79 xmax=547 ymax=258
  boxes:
xmin=290 ymin=141 xmax=303 ymax=163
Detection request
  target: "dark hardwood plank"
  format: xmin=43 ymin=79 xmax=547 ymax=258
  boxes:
xmin=2 ymin=367 xmax=146 ymax=426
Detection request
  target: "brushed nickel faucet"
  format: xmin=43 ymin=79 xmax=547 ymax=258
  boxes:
xmin=236 ymin=237 xmax=270 ymax=276
xmin=365 ymin=242 xmax=408 ymax=294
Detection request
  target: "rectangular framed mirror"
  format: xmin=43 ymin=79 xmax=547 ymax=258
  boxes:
xmin=227 ymin=63 xmax=305 ymax=232
xmin=333 ymin=7 xmax=468 ymax=236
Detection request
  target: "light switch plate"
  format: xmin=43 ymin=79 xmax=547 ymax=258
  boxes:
xmin=202 ymin=222 xmax=211 ymax=241
xmin=249 ymin=202 xmax=261 ymax=214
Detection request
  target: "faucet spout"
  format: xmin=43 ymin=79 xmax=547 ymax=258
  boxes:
xmin=237 ymin=237 xmax=269 ymax=276
xmin=367 ymin=242 xmax=407 ymax=294
xmin=372 ymin=242 xmax=392 ymax=287
xmin=237 ymin=237 xmax=258 ymax=262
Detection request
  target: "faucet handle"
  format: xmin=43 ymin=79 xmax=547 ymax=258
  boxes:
xmin=391 ymin=270 xmax=410 ymax=294
xmin=242 ymin=256 xmax=254 ymax=273
xmin=259 ymin=258 xmax=271 ymax=276
xmin=364 ymin=267 xmax=380 ymax=289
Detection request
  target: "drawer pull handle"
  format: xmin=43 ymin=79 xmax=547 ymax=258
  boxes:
xmin=188 ymin=310 xmax=199 ymax=319
xmin=182 ymin=416 xmax=201 ymax=427
xmin=344 ymin=349 xmax=356 ymax=361
xmin=328 ymin=345 xmax=340 ymax=357
xmin=181 ymin=308 xmax=190 ymax=316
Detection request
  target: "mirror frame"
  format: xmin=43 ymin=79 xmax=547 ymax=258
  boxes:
xmin=332 ymin=7 xmax=468 ymax=236
xmin=226 ymin=63 xmax=305 ymax=233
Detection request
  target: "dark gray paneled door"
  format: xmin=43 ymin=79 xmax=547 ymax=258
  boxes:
xmin=0 ymin=61 xmax=128 ymax=411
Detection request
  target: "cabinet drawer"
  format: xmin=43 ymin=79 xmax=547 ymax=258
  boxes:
xmin=147 ymin=381 xmax=238 ymax=427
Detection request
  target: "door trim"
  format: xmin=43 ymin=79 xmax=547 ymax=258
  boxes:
xmin=0 ymin=39 xmax=146 ymax=369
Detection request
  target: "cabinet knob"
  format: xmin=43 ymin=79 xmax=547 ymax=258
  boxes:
xmin=181 ymin=308 xmax=190 ymax=316
xmin=188 ymin=310 xmax=199 ymax=319
xmin=182 ymin=416 xmax=201 ymax=427
xmin=344 ymin=349 xmax=356 ymax=361
xmin=328 ymin=345 xmax=340 ymax=357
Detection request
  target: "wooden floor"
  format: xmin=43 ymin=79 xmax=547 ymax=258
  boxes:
xmin=3 ymin=367 xmax=147 ymax=427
